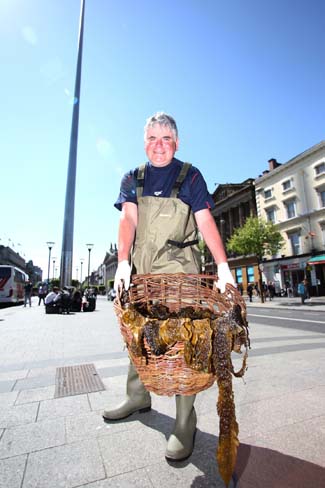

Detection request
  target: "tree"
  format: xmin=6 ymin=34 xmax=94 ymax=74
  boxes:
xmin=227 ymin=217 xmax=284 ymax=302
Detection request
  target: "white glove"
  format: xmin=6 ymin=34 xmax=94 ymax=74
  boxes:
xmin=114 ymin=260 xmax=131 ymax=292
xmin=215 ymin=262 xmax=235 ymax=293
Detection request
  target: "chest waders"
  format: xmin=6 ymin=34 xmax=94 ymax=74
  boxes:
xmin=103 ymin=163 xmax=199 ymax=461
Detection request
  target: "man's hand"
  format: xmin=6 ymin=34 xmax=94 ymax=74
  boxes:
xmin=114 ymin=260 xmax=131 ymax=292
xmin=215 ymin=262 xmax=235 ymax=293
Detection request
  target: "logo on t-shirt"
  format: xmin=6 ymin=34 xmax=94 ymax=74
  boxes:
xmin=154 ymin=191 xmax=163 ymax=196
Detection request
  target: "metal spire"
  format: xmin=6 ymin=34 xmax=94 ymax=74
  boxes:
xmin=60 ymin=0 xmax=85 ymax=287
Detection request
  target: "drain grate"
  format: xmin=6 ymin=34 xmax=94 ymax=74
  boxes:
xmin=55 ymin=363 xmax=105 ymax=398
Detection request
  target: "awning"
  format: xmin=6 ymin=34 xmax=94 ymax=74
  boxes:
xmin=308 ymin=255 xmax=325 ymax=265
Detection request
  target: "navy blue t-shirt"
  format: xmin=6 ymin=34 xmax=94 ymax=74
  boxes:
xmin=114 ymin=158 xmax=214 ymax=213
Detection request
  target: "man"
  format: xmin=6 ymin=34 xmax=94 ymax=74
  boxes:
xmin=298 ymin=280 xmax=307 ymax=304
xmin=45 ymin=286 xmax=60 ymax=305
xmin=38 ymin=282 xmax=48 ymax=305
xmin=103 ymin=112 xmax=235 ymax=461
xmin=24 ymin=280 xmax=33 ymax=307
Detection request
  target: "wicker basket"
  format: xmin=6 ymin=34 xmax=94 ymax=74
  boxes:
xmin=114 ymin=273 xmax=243 ymax=396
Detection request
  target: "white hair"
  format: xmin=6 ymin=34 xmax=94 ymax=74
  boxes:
xmin=144 ymin=112 xmax=178 ymax=140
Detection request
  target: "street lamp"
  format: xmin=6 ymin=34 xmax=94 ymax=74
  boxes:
xmin=86 ymin=244 xmax=93 ymax=288
xmin=76 ymin=266 xmax=79 ymax=281
xmin=52 ymin=257 xmax=57 ymax=280
xmin=46 ymin=242 xmax=55 ymax=284
xmin=80 ymin=258 xmax=84 ymax=285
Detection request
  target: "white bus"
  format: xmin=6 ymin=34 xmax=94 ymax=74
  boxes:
xmin=0 ymin=265 xmax=29 ymax=305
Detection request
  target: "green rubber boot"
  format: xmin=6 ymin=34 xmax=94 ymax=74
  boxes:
xmin=102 ymin=361 xmax=151 ymax=421
xmin=165 ymin=394 xmax=197 ymax=461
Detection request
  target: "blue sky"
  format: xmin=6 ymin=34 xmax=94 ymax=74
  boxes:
xmin=1 ymin=0 xmax=325 ymax=279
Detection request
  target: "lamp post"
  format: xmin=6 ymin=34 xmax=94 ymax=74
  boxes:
xmin=46 ymin=242 xmax=55 ymax=284
xmin=80 ymin=258 xmax=84 ymax=285
xmin=86 ymin=244 xmax=93 ymax=288
xmin=52 ymin=258 xmax=57 ymax=280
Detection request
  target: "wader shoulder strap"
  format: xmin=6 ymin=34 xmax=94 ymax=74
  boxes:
xmin=136 ymin=164 xmax=146 ymax=198
xmin=170 ymin=162 xmax=192 ymax=198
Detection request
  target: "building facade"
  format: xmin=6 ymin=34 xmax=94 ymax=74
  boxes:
xmin=0 ymin=245 xmax=26 ymax=270
xmin=255 ymin=143 xmax=325 ymax=296
xmin=208 ymin=179 xmax=258 ymax=291
xmin=103 ymin=244 xmax=118 ymax=289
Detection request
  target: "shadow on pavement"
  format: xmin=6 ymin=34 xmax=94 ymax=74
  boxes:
xmin=106 ymin=408 xmax=325 ymax=488
xmin=235 ymin=442 xmax=325 ymax=488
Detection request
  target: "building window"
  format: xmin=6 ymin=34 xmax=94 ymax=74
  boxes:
xmin=315 ymin=162 xmax=325 ymax=176
xmin=247 ymin=266 xmax=254 ymax=283
xmin=235 ymin=267 xmax=243 ymax=284
xmin=266 ymin=207 xmax=276 ymax=223
xmin=264 ymin=189 xmax=272 ymax=199
xmin=285 ymin=199 xmax=296 ymax=219
xmin=282 ymin=179 xmax=292 ymax=191
xmin=321 ymin=226 xmax=325 ymax=248
xmin=319 ymin=189 xmax=325 ymax=208
xmin=289 ymin=232 xmax=300 ymax=255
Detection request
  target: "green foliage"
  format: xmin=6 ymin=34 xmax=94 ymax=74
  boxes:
xmin=107 ymin=279 xmax=114 ymax=289
xmin=227 ymin=217 xmax=284 ymax=260
xmin=49 ymin=278 xmax=60 ymax=288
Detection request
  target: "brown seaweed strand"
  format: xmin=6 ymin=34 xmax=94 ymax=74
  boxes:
xmin=214 ymin=317 xmax=239 ymax=487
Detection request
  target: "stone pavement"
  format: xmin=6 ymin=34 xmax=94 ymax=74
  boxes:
xmin=0 ymin=296 xmax=325 ymax=488
xmin=245 ymin=294 xmax=325 ymax=312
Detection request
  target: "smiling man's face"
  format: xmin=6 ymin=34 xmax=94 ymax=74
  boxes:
xmin=144 ymin=124 xmax=179 ymax=167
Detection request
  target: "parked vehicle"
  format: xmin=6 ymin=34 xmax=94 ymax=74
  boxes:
xmin=0 ymin=265 xmax=29 ymax=305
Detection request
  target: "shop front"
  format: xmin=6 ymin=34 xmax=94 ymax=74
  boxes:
xmin=307 ymin=254 xmax=325 ymax=296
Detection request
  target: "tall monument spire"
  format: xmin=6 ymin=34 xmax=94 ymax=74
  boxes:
xmin=60 ymin=0 xmax=85 ymax=287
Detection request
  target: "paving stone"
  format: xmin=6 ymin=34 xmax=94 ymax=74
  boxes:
xmin=0 ymin=417 xmax=65 ymax=458
xmin=27 ymin=366 xmax=57 ymax=378
xmin=93 ymin=357 xmax=129 ymax=369
xmin=101 ymin=375 xmax=127 ymax=392
xmin=0 ymin=403 xmax=38 ymax=428
xmin=23 ymin=439 xmax=105 ymax=488
xmin=87 ymin=389 xmax=125 ymax=411
xmin=241 ymin=414 xmax=325 ymax=468
xmin=236 ymin=386 xmax=325 ymax=438
xmin=98 ymin=428 xmax=166 ymax=477
xmin=0 ymin=369 xmax=28 ymax=381
xmin=37 ymin=393 xmax=90 ymax=421
xmin=13 ymin=375 xmax=55 ymax=391
xmin=0 ymin=391 xmax=19 ymax=407
xmin=0 ymin=454 xmax=26 ymax=488
xmin=96 ymin=365 xmax=128 ymax=378
xmin=0 ymin=380 xmax=16 ymax=394
xmin=81 ymin=468 xmax=152 ymax=487
xmin=145 ymin=453 xmax=234 ymax=488
xmin=16 ymin=385 xmax=55 ymax=404
xmin=66 ymin=411 xmax=141 ymax=443
xmin=234 ymin=440 xmax=325 ymax=488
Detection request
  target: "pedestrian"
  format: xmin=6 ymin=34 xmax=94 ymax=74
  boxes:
xmin=303 ymin=278 xmax=310 ymax=299
xmin=254 ymin=282 xmax=260 ymax=297
xmin=37 ymin=282 xmax=48 ymax=305
xmin=237 ymin=282 xmax=243 ymax=296
xmin=297 ymin=280 xmax=306 ymax=304
xmin=103 ymin=112 xmax=235 ymax=462
xmin=44 ymin=286 xmax=61 ymax=309
xmin=247 ymin=283 xmax=253 ymax=302
xmin=24 ymin=280 xmax=33 ymax=307
xmin=267 ymin=281 xmax=275 ymax=301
